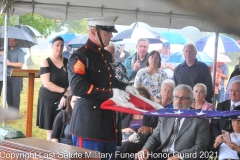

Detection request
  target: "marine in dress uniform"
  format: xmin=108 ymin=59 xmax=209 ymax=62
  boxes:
xmin=68 ymin=16 xmax=138 ymax=160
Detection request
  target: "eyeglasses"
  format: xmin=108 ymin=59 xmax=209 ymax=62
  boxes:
xmin=173 ymin=96 xmax=190 ymax=101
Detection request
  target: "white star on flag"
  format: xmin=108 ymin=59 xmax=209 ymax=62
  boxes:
xmin=196 ymin=111 xmax=205 ymax=116
xmin=174 ymin=110 xmax=183 ymax=115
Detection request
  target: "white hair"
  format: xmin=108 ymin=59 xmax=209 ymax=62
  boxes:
xmin=173 ymin=84 xmax=194 ymax=101
xmin=161 ymin=79 xmax=175 ymax=90
xmin=182 ymin=43 xmax=197 ymax=54
xmin=193 ymin=83 xmax=207 ymax=94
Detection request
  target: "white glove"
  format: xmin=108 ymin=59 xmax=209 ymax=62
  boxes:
xmin=112 ymin=88 xmax=130 ymax=103
xmin=125 ymin=85 xmax=139 ymax=95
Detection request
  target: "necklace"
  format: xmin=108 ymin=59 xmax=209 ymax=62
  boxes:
xmin=62 ymin=65 xmax=66 ymax=72
xmin=62 ymin=57 xmax=66 ymax=72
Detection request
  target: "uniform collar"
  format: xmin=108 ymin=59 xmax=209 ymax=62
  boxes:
xmin=85 ymin=39 xmax=104 ymax=51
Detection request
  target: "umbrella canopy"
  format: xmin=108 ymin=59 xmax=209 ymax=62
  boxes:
xmin=112 ymin=28 xmax=167 ymax=44
xmin=67 ymin=35 xmax=88 ymax=48
xmin=237 ymin=40 xmax=240 ymax=45
xmin=14 ymin=25 xmax=42 ymax=37
xmin=0 ymin=26 xmax=37 ymax=48
xmin=195 ymin=35 xmax=240 ymax=53
xmin=207 ymin=52 xmax=232 ymax=63
xmin=160 ymin=32 xmax=188 ymax=44
xmin=49 ymin=33 xmax=76 ymax=44
xmin=167 ymin=51 xmax=213 ymax=66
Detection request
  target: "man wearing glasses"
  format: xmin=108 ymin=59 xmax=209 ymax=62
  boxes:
xmin=137 ymin=84 xmax=210 ymax=160
xmin=211 ymin=81 xmax=240 ymax=149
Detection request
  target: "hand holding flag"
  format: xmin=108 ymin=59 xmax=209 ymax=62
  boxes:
xmin=101 ymin=92 xmax=163 ymax=114
xmin=112 ymin=88 xmax=130 ymax=103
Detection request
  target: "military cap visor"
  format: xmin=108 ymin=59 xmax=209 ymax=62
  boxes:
xmin=95 ymin=25 xmax=118 ymax=33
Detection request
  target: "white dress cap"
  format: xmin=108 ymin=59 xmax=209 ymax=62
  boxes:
xmin=86 ymin=16 xmax=119 ymax=27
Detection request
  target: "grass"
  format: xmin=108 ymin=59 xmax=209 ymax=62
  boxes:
xmin=6 ymin=78 xmax=46 ymax=139
xmin=4 ymin=49 xmax=51 ymax=140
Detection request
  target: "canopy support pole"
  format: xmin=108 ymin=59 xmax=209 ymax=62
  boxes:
xmin=212 ymin=29 xmax=219 ymax=108
xmin=65 ymin=2 xmax=69 ymax=21
xmin=2 ymin=7 xmax=9 ymax=127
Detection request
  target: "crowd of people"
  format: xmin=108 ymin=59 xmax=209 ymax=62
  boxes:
xmin=3 ymin=15 xmax=240 ymax=160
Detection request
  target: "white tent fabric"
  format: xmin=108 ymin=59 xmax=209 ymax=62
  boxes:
xmin=1 ymin=0 xmax=240 ymax=108
xmin=1 ymin=0 xmax=217 ymax=31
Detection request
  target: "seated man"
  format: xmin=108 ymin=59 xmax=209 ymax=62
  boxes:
xmin=136 ymin=84 xmax=210 ymax=160
xmin=211 ymin=81 xmax=240 ymax=142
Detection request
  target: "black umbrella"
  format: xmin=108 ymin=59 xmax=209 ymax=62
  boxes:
xmin=14 ymin=25 xmax=42 ymax=37
xmin=112 ymin=28 xmax=167 ymax=44
xmin=0 ymin=26 xmax=37 ymax=48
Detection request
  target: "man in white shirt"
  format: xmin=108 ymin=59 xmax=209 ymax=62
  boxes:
xmin=211 ymin=81 xmax=240 ymax=141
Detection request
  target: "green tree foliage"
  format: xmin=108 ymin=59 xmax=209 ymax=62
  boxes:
xmin=19 ymin=13 xmax=55 ymax=37
xmin=1 ymin=13 xmax=88 ymax=36
xmin=0 ymin=14 xmax=16 ymax=26
xmin=66 ymin=19 xmax=88 ymax=35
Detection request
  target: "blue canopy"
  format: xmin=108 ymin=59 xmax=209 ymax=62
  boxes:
xmin=49 ymin=33 xmax=76 ymax=44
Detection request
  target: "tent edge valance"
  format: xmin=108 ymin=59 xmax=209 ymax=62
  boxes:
xmin=0 ymin=0 xmax=218 ymax=32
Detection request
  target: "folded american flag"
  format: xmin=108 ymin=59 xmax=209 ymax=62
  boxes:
xmin=146 ymin=109 xmax=240 ymax=119
xmin=101 ymin=93 xmax=164 ymax=114
xmin=101 ymin=93 xmax=240 ymax=119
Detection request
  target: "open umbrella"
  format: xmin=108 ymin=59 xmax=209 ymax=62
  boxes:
xmin=167 ymin=51 xmax=213 ymax=66
xmin=0 ymin=26 xmax=37 ymax=48
xmin=67 ymin=35 xmax=88 ymax=48
xmin=14 ymin=25 xmax=42 ymax=37
xmin=160 ymin=32 xmax=188 ymax=44
xmin=207 ymin=52 xmax=232 ymax=63
xmin=195 ymin=35 xmax=240 ymax=53
xmin=112 ymin=28 xmax=167 ymax=44
xmin=49 ymin=33 xmax=76 ymax=44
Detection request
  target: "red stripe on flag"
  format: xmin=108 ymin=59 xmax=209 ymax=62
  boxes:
xmin=101 ymin=99 xmax=142 ymax=114
xmin=129 ymin=94 xmax=156 ymax=110
xmin=101 ymin=94 xmax=160 ymax=114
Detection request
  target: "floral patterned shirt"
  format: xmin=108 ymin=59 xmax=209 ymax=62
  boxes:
xmin=134 ymin=67 xmax=167 ymax=97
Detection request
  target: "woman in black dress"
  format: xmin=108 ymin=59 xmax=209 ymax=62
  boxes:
xmin=36 ymin=36 xmax=70 ymax=140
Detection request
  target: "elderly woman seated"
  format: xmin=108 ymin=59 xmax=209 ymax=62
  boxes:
xmin=154 ymin=79 xmax=175 ymax=108
xmin=191 ymin=83 xmax=213 ymax=111
xmin=213 ymin=118 xmax=240 ymax=159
